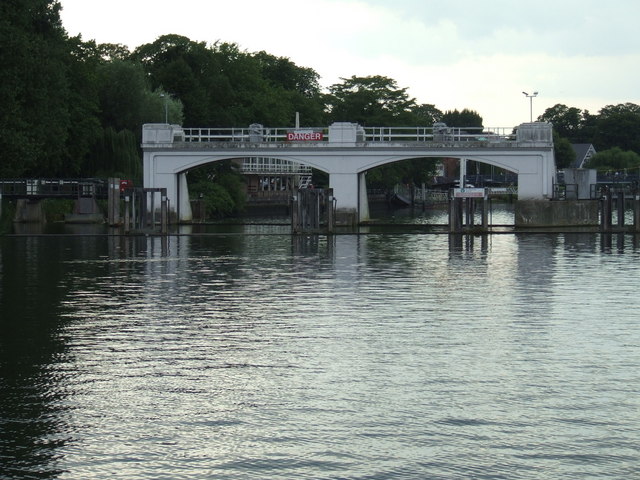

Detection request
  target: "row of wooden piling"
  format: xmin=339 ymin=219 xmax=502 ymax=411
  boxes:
xmin=107 ymin=178 xmax=168 ymax=234
xmin=291 ymin=188 xmax=336 ymax=234
xmin=600 ymin=190 xmax=640 ymax=232
xmin=448 ymin=194 xmax=490 ymax=233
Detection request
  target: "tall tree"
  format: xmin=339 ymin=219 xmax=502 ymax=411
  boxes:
xmin=96 ymin=59 xmax=153 ymax=131
xmin=538 ymin=104 xmax=584 ymax=141
xmin=553 ymin=132 xmax=576 ymax=169
xmin=585 ymin=147 xmax=640 ymax=172
xmin=325 ymin=75 xmax=418 ymax=125
xmin=63 ymin=36 xmax=102 ymax=176
xmin=253 ymin=51 xmax=324 ymax=125
xmin=132 ymin=34 xmax=219 ymax=126
xmin=411 ymin=104 xmax=443 ymax=125
xmin=594 ymin=103 xmax=640 ymax=153
xmin=0 ymin=0 xmax=71 ymax=176
xmin=441 ymin=109 xmax=483 ymax=129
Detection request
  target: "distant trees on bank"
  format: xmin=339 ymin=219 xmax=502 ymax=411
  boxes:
xmin=2 ymin=0 xmax=640 ymax=190
xmin=538 ymin=103 xmax=640 ymax=171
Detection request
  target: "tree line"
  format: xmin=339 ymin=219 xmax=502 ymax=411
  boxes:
xmin=538 ymin=103 xmax=640 ymax=171
xmin=3 ymin=0 xmax=640 ymax=199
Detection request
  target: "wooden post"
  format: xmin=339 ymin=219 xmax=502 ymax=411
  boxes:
xmin=465 ymin=198 xmax=475 ymax=227
xmin=326 ymin=189 xmax=335 ymax=234
xmin=150 ymin=190 xmax=156 ymax=227
xmin=601 ymin=191 xmax=612 ymax=231
xmin=130 ymin=190 xmax=137 ymax=230
xmin=141 ymin=190 xmax=148 ymax=228
xmin=161 ymin=191 xmax=168 ymax=234
xmin=107 ymin=178 xmax=120 ymax=226
xmin=481 ymin=194 xmax=489 ymax=230
xmin=634 ymin=194 xmax=640 ymax=233
xmin=617 ymin=191 xmax=625 ymax=228
xmin=449 ymin=195 xmax=462 ymax=233
xmin=291 ymin=193 xmax=299 ymax=234
xmin=124 ymin=195 xmax=130 ymax=234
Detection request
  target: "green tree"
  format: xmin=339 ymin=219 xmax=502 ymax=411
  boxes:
xmin=187 ymin=160 xmax=246 ymax=216
xmin=95 ymin=42 xmax=131 ymax=62
xmin=96 ymin=60 xmax=149 ymax=131
xmin=85 ymin=127 xmax=141 ymax=181
xmin=441 ymin=109 xmax=483 ymax=128
xmin=253 ymin=51 xmax=324 ymax=126
xmin=132 ymin=34 xmax=219 ymax=126
xmin=325 ymin=75 xmax=418 ymax=125
xmin=61 ymin=36 xmax=102 ymax=176
xmin=0 ymin=0 xmax=71 ymax=176
xmin=538 ymin=104 xmax=583 ymax=140
xmin=584 ymin=147 xmax=640 ymax=173
xmin=254 ymin=51 xmax=320 ymax=96
xmin=553 ymin=132 xmax=576 ymax=170
xmin=133 ymin=36 xmax=287 ymax=127
xmin=411 ymin=104 xmax=443 ymax=125
xmin=594 ymin=103 xmax=640 ymax=153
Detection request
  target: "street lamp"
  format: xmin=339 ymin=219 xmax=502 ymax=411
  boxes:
xmin=522 ymin=91 xmax=538 ymax=122
xmin=160 ymin=93 xmax=168 ymax=124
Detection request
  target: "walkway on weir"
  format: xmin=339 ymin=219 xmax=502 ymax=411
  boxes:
xmin=0 ymin=178 xmax=107 ymax=199
xmin=142 ymin=122 xmax=556 ymax=223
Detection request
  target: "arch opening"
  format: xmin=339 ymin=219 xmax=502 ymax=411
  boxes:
xmin=172 ymin=154 xmax=330 ymax=221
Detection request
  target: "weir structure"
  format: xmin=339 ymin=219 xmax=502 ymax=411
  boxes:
xmin=141 ymin=122 xmax=555 ymax=224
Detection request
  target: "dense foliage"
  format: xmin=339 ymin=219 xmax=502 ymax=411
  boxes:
xmin=3 ymin=0 xmax=640 ymax=215
xmin=585 ymin=147 xmax=640 ymax=173
xmin=538 ymin=103 xmax=640 ymax=171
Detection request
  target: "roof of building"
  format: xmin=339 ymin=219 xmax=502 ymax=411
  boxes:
xmin=571 ymin=143 xmax=597 ymax=169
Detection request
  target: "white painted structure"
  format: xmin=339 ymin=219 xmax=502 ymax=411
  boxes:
xmin=142 ymin=122 xmax=555 ymax=222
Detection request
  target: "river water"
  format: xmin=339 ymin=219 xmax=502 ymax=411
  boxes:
xmin=1 ymin=220 xmax=640 ymax=479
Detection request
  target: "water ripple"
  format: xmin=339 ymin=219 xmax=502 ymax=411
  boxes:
xmin=1 ymin=233 xmax=639 ymax=479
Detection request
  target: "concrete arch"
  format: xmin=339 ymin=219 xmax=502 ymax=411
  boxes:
xmin=171 ymin=154 xmax=331 ymax=176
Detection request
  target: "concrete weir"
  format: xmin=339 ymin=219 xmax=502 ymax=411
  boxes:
xmin=142 ymin=121 xmax=557 ymax=225
xmin=515 ymin=200 xmax=600 ymax=228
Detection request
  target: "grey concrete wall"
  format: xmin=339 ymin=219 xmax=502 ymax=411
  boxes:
xmin=14 ymin=199 xmax=45 ymax=223
xmin=564 ymin=169 xmax=597 ymax=200
xmin=515 ymin=200 xmax=599 ymax=227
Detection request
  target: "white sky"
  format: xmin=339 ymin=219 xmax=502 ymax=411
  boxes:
xmin=59 ymin=0 xmax=640 ymax=128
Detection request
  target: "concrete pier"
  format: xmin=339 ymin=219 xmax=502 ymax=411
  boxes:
xmin=14 ymin=199 xmax=46 ymax=223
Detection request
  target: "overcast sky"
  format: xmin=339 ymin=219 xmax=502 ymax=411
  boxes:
xmin=60 ymin=0 xmax=639 ymax=128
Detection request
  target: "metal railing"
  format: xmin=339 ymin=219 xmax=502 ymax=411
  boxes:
xmin=182 ymin=126 xmax=516 ymax=144
xmin=239 ymin=158 xmax=312 ymax=174
xmin=0 ymin=178 xmax=108 ymax=198
xmin=363 ymin=126 xmax=515 ymax=143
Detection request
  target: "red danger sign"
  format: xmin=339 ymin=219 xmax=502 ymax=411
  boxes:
xmin=286 ymin=131 xmax=323 ymax=141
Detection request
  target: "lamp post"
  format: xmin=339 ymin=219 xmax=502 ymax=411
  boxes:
xmin=160 ymin=93 xmax=168 ymax=124
xmin=522 ymin=91 xmax=538 ymax=122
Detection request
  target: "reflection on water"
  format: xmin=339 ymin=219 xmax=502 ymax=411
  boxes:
xmin=1 ymin=232 xmax=640 ymax=479
xmin=369 ymin=201 xmax=515 ymax=225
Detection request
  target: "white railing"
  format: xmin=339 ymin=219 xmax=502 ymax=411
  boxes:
xmin=363 ymin=126 xmax=515 ymax=143
xmin=182 ymin=126 xmax=516 ymax=144
xmin=183 ymin=127 xmax=317 ymax=143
